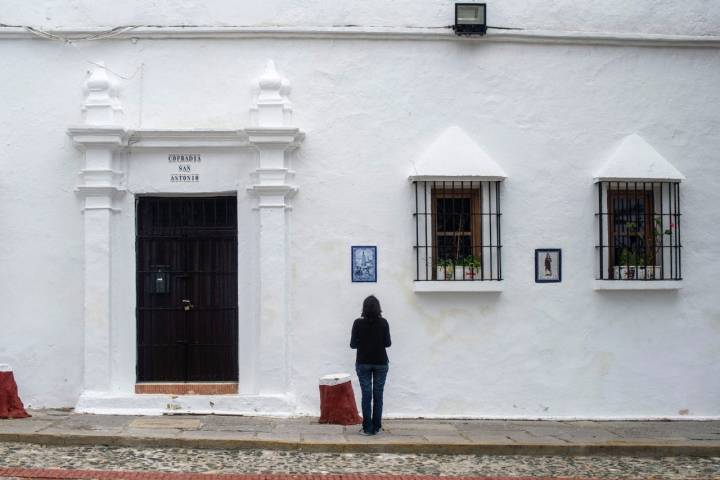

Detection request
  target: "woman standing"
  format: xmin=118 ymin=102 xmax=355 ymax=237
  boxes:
xmin=350 ymin=295 xmax=392 ymax=435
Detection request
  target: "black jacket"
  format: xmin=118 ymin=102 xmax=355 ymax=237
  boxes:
xmin=350 ymin=316 xmax=391 ymax=365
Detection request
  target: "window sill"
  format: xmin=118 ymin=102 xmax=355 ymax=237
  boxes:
xmin=593 ymin=280 xmax=682 ymax=291
xmin=413 ymin=281 xmax=503 ymax=293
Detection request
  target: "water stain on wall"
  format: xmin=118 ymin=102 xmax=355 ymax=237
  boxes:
xmin=589 ymin=351 xmax=614 ymax=378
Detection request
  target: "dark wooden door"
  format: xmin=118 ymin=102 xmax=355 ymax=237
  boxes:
xmin=136 ymin=196 xmax=238 ymax=382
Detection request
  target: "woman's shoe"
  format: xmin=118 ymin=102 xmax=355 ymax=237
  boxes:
xmin=359 ymin=429 xmax=374 ymax=436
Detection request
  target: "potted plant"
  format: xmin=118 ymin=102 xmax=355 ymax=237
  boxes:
xmin=622 ymin=218 xmax=675 ymax=279
xmin=456 ymin=256 xmax=481 ymax=280
xmin=436 ymin=258 xmax=455 ymax=280
xmin=614 ymin=248 xmax=646 ymax=279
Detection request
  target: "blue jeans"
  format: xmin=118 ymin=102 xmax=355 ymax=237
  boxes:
xmin=355 ymin=363 xmax=389 ymax=433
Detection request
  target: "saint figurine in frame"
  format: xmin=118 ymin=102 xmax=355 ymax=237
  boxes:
xmin=535 ymin=249 xmax=561 ymax=283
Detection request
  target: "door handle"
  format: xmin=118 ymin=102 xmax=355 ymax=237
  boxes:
xmin=182 ymin=299 xmax=194 ymax=311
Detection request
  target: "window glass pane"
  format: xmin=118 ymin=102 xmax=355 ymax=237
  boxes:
xmin=610 ymin=194 xmax=651 ymax=265
xmin=436 ymin=197 xmax=471 ymax=232
xmin=437 ymin=235 xmax=472 ymax=261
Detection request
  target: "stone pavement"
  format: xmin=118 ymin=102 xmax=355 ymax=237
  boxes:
xmin=0 ymin=469 xmax=595 ymax=480
xmin=0 ymin=410 xmax=719 ymax=457
xmin=0 ymin=468 xmax=663 ymax=480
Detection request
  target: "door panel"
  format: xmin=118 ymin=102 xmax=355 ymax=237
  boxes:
xmin=136 ymin=196 xmax=238 ymax=383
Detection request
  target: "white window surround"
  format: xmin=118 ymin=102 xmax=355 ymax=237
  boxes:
xmin=414 ymin=281 xmax=504 ymax=293
xmin=593 ymin=134 xmax=686 ymax=183
xmin=409 ymin=126 xmax=507 ymax=293
xmin=408 ymin=126 xmax=508 ymax=182
xmin=67 ymin=60 xmax=305 ymax=415
xmin=593 ymin=281 xmax=683 ymax=291
xmin=593 ymin=134 xmax=685 ymax=291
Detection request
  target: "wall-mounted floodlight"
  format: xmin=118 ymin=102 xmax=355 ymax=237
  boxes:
xmin=454 ymin=3 xmax=487 ymax=36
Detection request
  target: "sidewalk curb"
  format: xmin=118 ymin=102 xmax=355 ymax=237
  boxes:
xmin=2 ymin=432 xmax=720 ymax=457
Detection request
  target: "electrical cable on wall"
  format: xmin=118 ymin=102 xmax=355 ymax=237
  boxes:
xmin=0 ymin=23 xmax=524 ymax=44
xmin=21 ymin=25 xmax=140 ymax=42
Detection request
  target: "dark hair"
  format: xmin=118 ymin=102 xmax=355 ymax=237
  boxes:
xmin=362 ymin=295 xmax=382 ymax=319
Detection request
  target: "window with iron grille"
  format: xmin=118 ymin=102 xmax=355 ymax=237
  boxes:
xmin=596 ymin=181 xmax=681 ymax=280
xmin=413 ymin=180 xmax=502 ymax=281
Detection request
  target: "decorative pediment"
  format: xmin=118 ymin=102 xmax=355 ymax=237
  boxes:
xmin=594 ymin=134 xmax=685 ymax=182
xmin=409 ymin=126 xmax=507 ymax=181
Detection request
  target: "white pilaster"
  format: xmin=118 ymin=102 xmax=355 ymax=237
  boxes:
xmin=68 ymin=63 xmax=126 ymax=394
xmin=247 ymin=61 xmax=304 ymax=394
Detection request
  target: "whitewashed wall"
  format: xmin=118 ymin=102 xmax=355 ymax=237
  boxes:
xmin=1 ymin=2 xmax=719 ymax=417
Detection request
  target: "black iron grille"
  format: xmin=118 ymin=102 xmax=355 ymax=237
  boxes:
xmin=596 ymin=181 xmax=682 ymax=280
xmin=413 ymin=180 xmax=502 ymax=281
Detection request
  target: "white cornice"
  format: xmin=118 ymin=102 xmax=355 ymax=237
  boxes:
xmin=127 ymin=129 xmax=249 ymax=148
xmin=246 ymin=127 xmax=305 ymax=148
xmin=2 ymin=25 xmax=720 ymax=47
xmin=67 ymin=126 xmax=126 ymax=148
xmin=409 ymin=175 xmax=507 ymax=182
xmin=67 ymin=127 xmax=307 ymax=149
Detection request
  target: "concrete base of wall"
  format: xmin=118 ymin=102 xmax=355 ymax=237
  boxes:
xmin=75 ymin=391 xmax=296 ymax=416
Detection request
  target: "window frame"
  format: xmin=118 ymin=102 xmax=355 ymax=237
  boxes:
xmin=413 ymin=180 xmax=502 ymax=283
xmin=596 ymin=181 xmax=682 ymax=282
xmin=607 ymin=189 xmax=656 ymax=274
xmin=431 ymin=187 xmax=482 ymax=278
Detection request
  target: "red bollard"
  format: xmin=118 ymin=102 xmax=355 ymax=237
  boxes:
xmin=0 ymin=364 xmax=30 ymax=419
xmin=318 ymin=373 xmax=361 ymax=425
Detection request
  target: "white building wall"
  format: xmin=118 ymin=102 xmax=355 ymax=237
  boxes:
xmin=0 ymin=2 xmax=719 ymax=416
xmin=285 ymin=40 xmax=720 ymax=418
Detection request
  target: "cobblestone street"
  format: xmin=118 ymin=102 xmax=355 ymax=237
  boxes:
xmin=1 ymin=442 xmax=719 ymax=479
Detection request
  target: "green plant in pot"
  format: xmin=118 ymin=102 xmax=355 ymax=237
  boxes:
xmin=616 ymin=247 xmax=645 ymax=279
xmin=436 ymin=258 xmax=455 ymax=280
xmin=622 ymin=217 xmax=674 ymax=279
xmin=618 ymin=248 xmax=645 ymax=267
xmin=458 ymin=255 xmax=481 ymax=280
xmin=620 ymin=215 xmax=675 ymax=266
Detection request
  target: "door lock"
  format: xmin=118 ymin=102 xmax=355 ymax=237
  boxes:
xmin=182 ymin=299 xmax=194 ymax=311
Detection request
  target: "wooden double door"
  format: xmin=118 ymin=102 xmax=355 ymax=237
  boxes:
xmin=136 ymin=196 xmax=238 ymax=383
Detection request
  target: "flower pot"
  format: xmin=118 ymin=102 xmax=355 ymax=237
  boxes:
xmin=455 ymin=266 xmax=479 ymax=280
xmin=613 ymin=266 xmax=664 ymax=280
xmin=645 ymin=266 xmax=662 ymax=279
xmin=614 ymin=266 xmax=642 ymax=279
xmin=436 ymin=265 xmax=455 ymax=280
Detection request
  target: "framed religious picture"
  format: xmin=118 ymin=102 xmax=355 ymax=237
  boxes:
xmin=535 ymin=249 xmax=561 ymax=283
xmin=351 ymin=246 xmax=377 ymax=282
